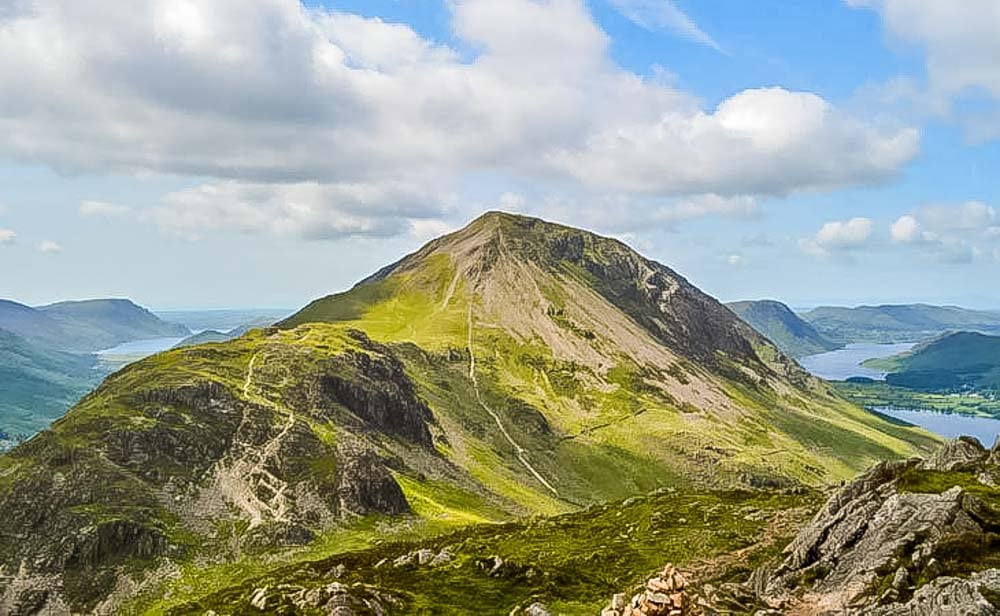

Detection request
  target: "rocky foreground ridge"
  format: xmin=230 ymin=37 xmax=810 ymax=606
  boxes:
xmin=602 ymin=436 xmax=1000 ymax=616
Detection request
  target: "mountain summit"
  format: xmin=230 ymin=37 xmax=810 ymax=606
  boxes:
xmin=0 ymin=212 xmax=938 ymax=613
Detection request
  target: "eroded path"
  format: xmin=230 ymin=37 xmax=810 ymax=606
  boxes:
xmin=216 ymin=349 xmax=296 ymax=526
xmin=466 ymin=304 xmax=559 ymax=496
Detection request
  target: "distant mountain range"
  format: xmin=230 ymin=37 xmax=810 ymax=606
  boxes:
xmin=0 ymin=298 xmax=190 ymax=353
xmin=0 ymin=212 xmax=938 ymax=613
xmin=726 ymin=300 xmax=841 ymax=358
xmin=172 ymin=316 xmax=278 ymax=349
xmin=802 ymin=304 xmax=1000 ymax=344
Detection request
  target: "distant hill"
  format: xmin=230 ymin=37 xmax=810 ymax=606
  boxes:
xmin=172 ymin=317 xmax=276 ymax=349
xmin=864 ymin=331 xmax=1000 ymax=393
xmin=727 ymin=300 xmax=841 ymax=358
xmin=803 ymin=304 xmax=1000 ymax=344
xmin=0 ymin=329 xmax=100 ymax=444
xmin=0 ymin=298 xmax=190 ymax=353
xmin=154 ymin=308 xmax=292 ymax=332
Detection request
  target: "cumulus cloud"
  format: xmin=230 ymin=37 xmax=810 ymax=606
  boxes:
xmin=800 ymin=217 xmax=873 ymax=257
xmin=653 ymin=194 xmax=758 ymax=224
xmin=851 ymin=0 xmax=1000 ymax=140
xmin=37 ymin=240 xmax=60 ymax=253
xmin=0 ymin=228 xmax=15 ymax=244
xmin=0 ymin=0 xmax=921 ymax=239
xmin=154 ymin=180 xmax=449 ymax=240
xmin=890 ymin=201 xmax=999 ymax=263
xmin=80 ymin=200 xmax=131 ymax=218
xmin=609 ymin=0 xmax=722 ymax=51
xmin=890 ymin=214 xmax=922 ymax=242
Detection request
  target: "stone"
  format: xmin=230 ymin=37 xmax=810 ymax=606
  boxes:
xmin=249 ymin=587 xmax=269 ymax=610
xmin=524 ymin=602 xmax=551 ymax=616
xmin=921 ymin=436 xmax=987 ymax=471
xmin=611 ymin=593 xmax=627 ymax=610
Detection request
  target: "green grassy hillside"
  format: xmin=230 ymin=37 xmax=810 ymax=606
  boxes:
xmin=864 ymin=331 xmax=1000 ymax=393
xmin=727 ymin=300 xmax=840 ymax=358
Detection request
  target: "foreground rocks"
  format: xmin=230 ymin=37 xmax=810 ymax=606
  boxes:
xmin=600 ymin=437 xmax=1000 ymax=616
xmin=722 ymin=437 xmax=1000 ymax=615
xmin=602 ymin=564 xmax=689 ymax=616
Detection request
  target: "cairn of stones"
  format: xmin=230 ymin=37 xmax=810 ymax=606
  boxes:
xmin=602 ymin=564 xmax=688 ymax=616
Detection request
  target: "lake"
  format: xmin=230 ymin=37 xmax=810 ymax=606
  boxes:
xmin=876 ymin=407 xmax=1000 ymax=448
xmin=799 ymin=342 xmax=917 ymax=381
xmin=95 ymin=336 xmax=190 ymax=370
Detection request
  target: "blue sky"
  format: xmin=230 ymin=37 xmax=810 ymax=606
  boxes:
xmin=0 ymin=0 xmax=997 ymax=309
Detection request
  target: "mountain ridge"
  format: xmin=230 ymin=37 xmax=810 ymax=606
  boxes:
xmin=804 ymin=303 xmax=1000 ymax=344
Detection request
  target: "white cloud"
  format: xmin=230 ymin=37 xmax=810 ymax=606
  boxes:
xmin=800 ymin=217 xmax=873 ymax=257
xmin=918 ymin=201 xmax=996 ymax=233
xmin=609 ymin=0 xmax=722 ymax=51
xmin=890 ymin=214 xmax=921 ymax=242
xmin=80 ymin=200 xmax=131 ymax=218
xmin=37 ymin=240 xmax=60 ymax=253
xmin=889 ymin=201 xmax=999 ymax=263
xmin=653 ymin=194 xmax=758 ymax=224
xmin=726 ymin=253 xmax=744 ymax=266
xmin=0 ymin=228 xmax=15 ymax=244
xmin=154 ymin=180 xmax=448 ymax=240
xmin=851 ymin=0 xmax=1000 ymax=140
xmin=0 ymin=0 xmax=921 ymax=239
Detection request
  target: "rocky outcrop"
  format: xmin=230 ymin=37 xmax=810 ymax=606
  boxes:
xmin=921 ymin=435 xmax=989 ymax=471
xmin=0 ymin=330 xmax=443 ymax=614
xmin=706 ymin=438 xmax=1000 ymax=615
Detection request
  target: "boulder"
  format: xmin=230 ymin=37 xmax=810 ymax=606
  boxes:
xmin=922 ymin=437 xmax=988 ymax=471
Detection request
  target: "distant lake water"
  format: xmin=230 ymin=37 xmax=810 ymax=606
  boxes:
xmin=799 ymin=342 xmax=917 ymax=381
xmin=876 ymin=407 xmax=1000 ymax=448
xmin=95 ymin=336 xmax=190 ymax=370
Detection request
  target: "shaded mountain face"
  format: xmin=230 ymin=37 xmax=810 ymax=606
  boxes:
xmin=0 ymin=330 xmax=100 ymax=447
xmin=727 ymin=300 xmax=841 ymax=358
xmin=804 ymin=304 xmax=1000 ymax=344
xmin=0 ymin=212 xmax=939 ymax=613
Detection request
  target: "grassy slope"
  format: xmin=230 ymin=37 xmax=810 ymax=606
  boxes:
xmin=285 ymin=244 xmax=939 ymax=490
xmin=166 ymin=487 xmax=819 ymax=615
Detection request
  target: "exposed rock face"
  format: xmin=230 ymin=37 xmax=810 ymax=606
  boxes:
xmin=0 ymin=331 xmax=442 ymax=614
xmin=863 ymin=569 xmax=1000 ymax=615
xmin=718 ymin=439 xmax=1000 ymax=615
xmin=922 ymin=435 xmax=988 ymax=471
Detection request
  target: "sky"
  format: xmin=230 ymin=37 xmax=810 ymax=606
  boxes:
xmin=0 ymin=0 xmax=998 ymax=310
